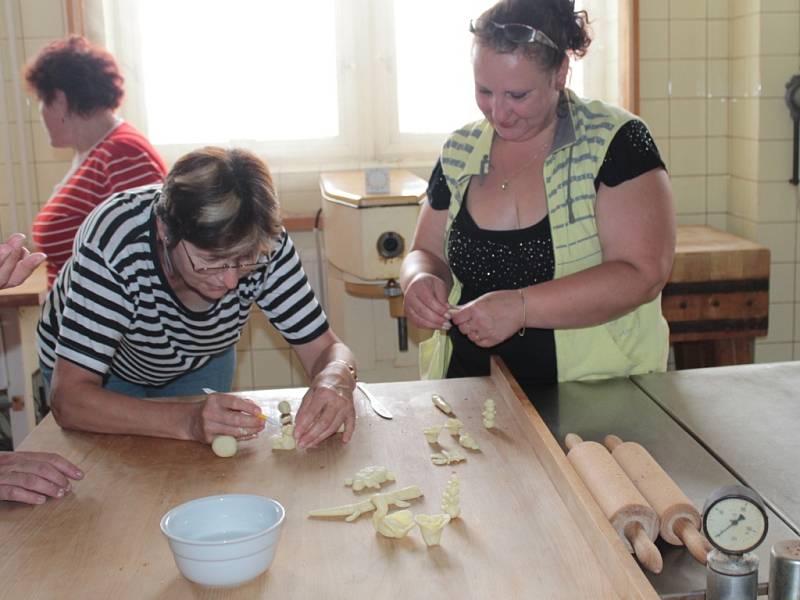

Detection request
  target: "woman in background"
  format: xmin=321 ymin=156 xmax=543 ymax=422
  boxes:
xmin=400 ymin=0 xmax=675 ymax=385
xmin=38 ymin=147 xmax=356 ymax=450
xmin=24 ymin=35 xmax=166 ymax=287
xmin=0 ymin=234 xmax=83 ymax=505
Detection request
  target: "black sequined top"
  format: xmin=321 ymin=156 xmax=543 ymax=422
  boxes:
xmin=427 ymin=119 xmax=665 ymax=385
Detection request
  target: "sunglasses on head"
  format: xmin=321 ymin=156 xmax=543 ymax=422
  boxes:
xmin=469 ymin=18 xmax=559 ymax=51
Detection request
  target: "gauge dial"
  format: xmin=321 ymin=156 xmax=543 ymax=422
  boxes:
xmin=702 ymin=485 xmax=768 ymax=554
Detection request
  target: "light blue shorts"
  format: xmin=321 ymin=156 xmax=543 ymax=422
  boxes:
xmin=40 ymin=346 xmax=236 ymax=399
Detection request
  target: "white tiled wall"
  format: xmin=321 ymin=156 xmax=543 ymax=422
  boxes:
xmin=639 ymin=0 xmax=800 ymax=363
xmin=0 ymin=0 xmax=71 ymax=240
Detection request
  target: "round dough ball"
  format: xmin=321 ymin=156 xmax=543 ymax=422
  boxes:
xmin=211 ymin=435 xmax=238 ymax=458
xmin=278 ymin=400 xmax=292 ymax=414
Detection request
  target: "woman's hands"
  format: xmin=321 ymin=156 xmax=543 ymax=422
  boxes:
xmin=294 ymin=361 xmax=356 ymax=449
xmin=189 ymin=393 xmax=266 ymax=443
xmin=0 ymin=233 xmax=46 ymax=290
xmin=403 ymin=272 xmax=451 ymax=330
xmin=0 ymin=451 xmax=84 ymax=505
xmin=449 ymin=289 xmax=525 ymax=347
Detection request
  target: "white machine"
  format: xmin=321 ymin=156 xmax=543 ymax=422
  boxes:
xmin=320 ymin=170 xmax=426 ymax=380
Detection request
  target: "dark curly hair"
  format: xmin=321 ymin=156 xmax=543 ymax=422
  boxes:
xmin=23 ymin=35 xmax=124 ymax=116
xmin=473 ymin=0 xmax=592 ymax=73
xmin=156 ymin=147 xmax=282 ymax=259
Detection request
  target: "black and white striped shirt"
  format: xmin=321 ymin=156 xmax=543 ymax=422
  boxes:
xmin=37 ymin=185 xmax=328 ymax=386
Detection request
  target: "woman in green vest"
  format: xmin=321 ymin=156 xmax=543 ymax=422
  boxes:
xmin=400 ymin=0 xmax=675 ymax=385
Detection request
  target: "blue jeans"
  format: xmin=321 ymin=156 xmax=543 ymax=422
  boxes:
xmin=41 ymin=346 xmax=236 ymax=399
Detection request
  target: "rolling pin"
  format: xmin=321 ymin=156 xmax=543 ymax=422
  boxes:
xmin=565 ymin=433 xmax=663 ymax=574
xmin=604 ymin=434 xmax=712 ymax=565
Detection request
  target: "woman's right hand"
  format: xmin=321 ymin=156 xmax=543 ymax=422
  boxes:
xmin=403 ymin=273 xmax=451 ymax=330
xmin=0 ymin=451 xmax=84 ymax=504
xmin=190 ymin=393 xmax=266 ymax=444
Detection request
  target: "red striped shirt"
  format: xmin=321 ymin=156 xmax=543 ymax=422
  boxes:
xmin=32 ymin=122 xmax=167 ymax=287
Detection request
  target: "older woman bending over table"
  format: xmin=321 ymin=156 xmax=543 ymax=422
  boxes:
xmin=38 ymin=147 xmax=356 ymax=450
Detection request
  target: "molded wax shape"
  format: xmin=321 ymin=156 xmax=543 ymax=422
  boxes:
xmin=441 ymin=474 xmax=461 ymax=518
xmin=344 ymin=465 xmax=395 ymax=491
xmin=271 ymin=435 xmax=296 ymax=450
xmin=271 ymin=424 xmax=296 ymax=450
xmin=458 ymin=432 xmax=481 ymax=451
xmin=482 ymin=399 xmax=496 ymax=429
xmin=431 ymin=450 xmax=466 ymax=466
xmin=308 ymin=485 xmax=424 ymax=522
xmin=375 ymin=509 xmax=416 ymax=539
xmin=431 ymin=394 xmax=454 ymax=415
xmin=211 ymin=435 xmax=237 ymax=458
xmin=423 ymin=425 xmax=443 ymax=444
xmin=370 ymin=493 xmax=415 ymax=538
xmin=415 ymin=513 xmax=451 ymax=546
xmin=445 ymin=418 xmax=463 ymax=435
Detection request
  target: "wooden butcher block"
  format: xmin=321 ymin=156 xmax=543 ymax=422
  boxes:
xmin=0 ymin=358 xmax=658 ymax=600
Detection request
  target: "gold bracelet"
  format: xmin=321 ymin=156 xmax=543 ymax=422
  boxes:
xmin=331 ymin=358 xmax=357 ymax=382
xmin=518 ymin=288 xmax=526 ymax=337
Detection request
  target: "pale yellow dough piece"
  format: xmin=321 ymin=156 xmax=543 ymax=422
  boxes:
xmin=271 ymin=424 xmax=296 ymax=450
xmin=482 ymin=398 xmax=496 ymax=429
xmin=375 ymin=509 xmax=416 ymax=538
xmin=344 ymin=465 xmax=395 ymax=491
xmin=308 ymin=485 xmax=424 ymax=521
xmin=371 ymin=494 xmax=416 ymax=538
xmin=431 ymin=393 xmax=454 ymax=415
xmin=423 ymin=425 xmax=443 ymax=444
xmin=431 ymin=450 xmax=466 ymax=466
xmin=458 ymin=431 xmax=481 ymax=451
xmin=445 ymin=418 xmax=463 ymax=436
xmin=441 ymin=474 xmax=461 ymax=518
xmin=211 ymin=435 xmax=238 ymax=458
xmin=415 ymin=513 xmax=451 ymax=546
xmin=278 ymin=400 xmax=292 ymax=414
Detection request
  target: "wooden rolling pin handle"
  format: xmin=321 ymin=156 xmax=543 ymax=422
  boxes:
xmin=625 ymin=521 xmax=663 ymax=574
xmin=565 ymin=433 xmax=583 ymax=451
xmin=674 ymin=517 xmax=712 ymax=565
xmin=603 ymin=434 xmax=623 ymax=452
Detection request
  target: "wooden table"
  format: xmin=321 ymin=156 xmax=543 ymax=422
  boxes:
xmin=663 ymin=226 xmax=770 ymax=369
xmin=0 ymin=360 xmax=657 ymax=600
xmin=0 ymin=263 xmax=47 ymax=446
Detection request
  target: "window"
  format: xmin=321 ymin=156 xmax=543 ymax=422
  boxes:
xmin=97 ymin=0 xmax=624 ymax=170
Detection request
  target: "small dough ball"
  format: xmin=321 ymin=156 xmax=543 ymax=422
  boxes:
xmin=212 ymin=435 xmax=238 ymax=458
xmin=278 ymin=400 xmax=292 ymax=414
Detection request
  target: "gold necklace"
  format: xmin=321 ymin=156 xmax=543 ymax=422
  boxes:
xmin=496 ymin=137 xmax=551 ymax=191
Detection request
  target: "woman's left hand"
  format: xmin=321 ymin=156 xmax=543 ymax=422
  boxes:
xmin=449 ymin=289 xmax=524 ymax=347
xmin=294 ymin=363 xmax=356 ymax=449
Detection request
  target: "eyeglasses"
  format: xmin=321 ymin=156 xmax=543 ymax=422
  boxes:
xmin=469 ymin=18 xmax=559 ymax=52
xmin=181 ymin=240 xmax=270 ymax=275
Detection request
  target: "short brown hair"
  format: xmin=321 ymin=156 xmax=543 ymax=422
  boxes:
xmin=156 ymin=147 xmax=282 ymax=259
xmin=473 ymin=0 xmax=591 ymax=73
xmin=24 ymin=35 xmax=124 ymax=116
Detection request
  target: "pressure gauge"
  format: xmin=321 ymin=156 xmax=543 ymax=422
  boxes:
xmin=702 ymin=484 xmax=769 ymax=555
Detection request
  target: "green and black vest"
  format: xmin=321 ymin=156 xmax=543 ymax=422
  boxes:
xmin=419 ymin=90 xmax=669 ymax=382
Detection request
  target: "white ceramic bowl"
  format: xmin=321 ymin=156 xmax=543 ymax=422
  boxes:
xmin=160 ymin=494 xmax=285 ymax=587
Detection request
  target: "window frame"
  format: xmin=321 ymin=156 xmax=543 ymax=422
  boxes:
xmin=72 ymin=0 xmax=638 ymax=172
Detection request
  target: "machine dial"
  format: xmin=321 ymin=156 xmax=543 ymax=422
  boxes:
xmin=702 ymin=484 xmax=768 ymax=555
